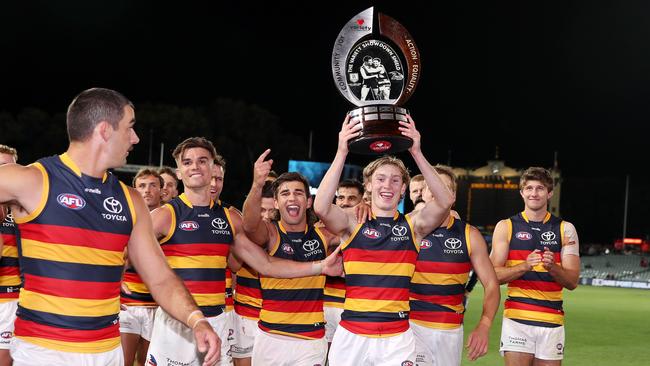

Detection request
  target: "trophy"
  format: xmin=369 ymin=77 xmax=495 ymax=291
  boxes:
xmin=332 ymin=7 xmax=421 ymax=154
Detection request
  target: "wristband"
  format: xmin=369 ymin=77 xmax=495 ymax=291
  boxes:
xmin=312 ymin=260 xmax=323 ymax=275
xmin=186 ymin=310 xmax=204 ymax=327
xmin=191 ymin=317 xmax=209 ymax=329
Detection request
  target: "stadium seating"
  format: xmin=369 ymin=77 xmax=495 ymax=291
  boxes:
xmin=580 ymin=254 xmax=650 ymax=281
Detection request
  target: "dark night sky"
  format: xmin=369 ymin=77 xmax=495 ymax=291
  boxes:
xmin=2 ymin=0 xmax=650 ymax=243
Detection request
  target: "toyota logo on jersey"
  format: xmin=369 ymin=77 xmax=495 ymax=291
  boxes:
xmin=541 ymin=231 xmax=556 ymax=241
xmin=303 ymin=239 xmax=320 ymax=252
xmin=392 ymin=225 xmax=407 ymax=237
xmin=212 ymin=217 xmax=228 ymax=230
xmin=103 ymin=197 xmax=123 ymax=214
xmin=444 ymin=238 xmax=462 ymax=250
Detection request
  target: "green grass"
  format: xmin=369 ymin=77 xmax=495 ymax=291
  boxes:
xmin=460 ymin=285 xmax=650 ymax=365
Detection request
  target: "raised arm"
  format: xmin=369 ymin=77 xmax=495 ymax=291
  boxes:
xmin=465 ymin=226 xmax=500 ymax=361
xmin=127 ymin=189 xmax=220 ymax=366
xmin=313 ymin=115 xmax=362 ymax=236
xmin=241 ymin=149 xmax=273 ymax=246
xmin=400 ymin=116 xmax=454 ymax=239
xmin=542 ymin=221 xmax=580 ymax=290
xmin=489 ymin=219 xmax=541 ymax=284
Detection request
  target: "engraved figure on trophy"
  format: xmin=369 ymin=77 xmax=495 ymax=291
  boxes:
xmin=332 ymin=7 xmax=421 ymax=154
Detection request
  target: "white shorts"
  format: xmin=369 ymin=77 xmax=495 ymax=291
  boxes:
xmin=328 ymin=326 xmax=416 ymax=366
xmin=0 ymin=300 xmax=17 ymax=350
xmin=119 ymin=306 xmax=156 ymax=341
xmin=146 ymin=308 xmax=233 ymax=366
xmin=500 ymin=317 xmax=565 ymax=360
xmin=410 ymin=321 xmax=463 ymax=366
xmin=231 ymin=313 xmax=257 ymax=359
xmin=324 ymin=306 xmax=343 ymax=343
xmin=251 ymin=330 xmax=327 ymax=366
xmin=10 ymin=338 xmax=123 ymax=366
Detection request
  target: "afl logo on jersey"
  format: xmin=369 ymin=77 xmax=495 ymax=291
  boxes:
xmin=420 ymin=239 xmax=432 ymax=249
xmin=179 ymin=221 xmax=199 ymax=231
xmin=57 ymin=193 xmax=86 ymax=210
xmin=515 ymin=231 xmax=532 ymax=240
xmin=363 ymin=228 xmax=381 ymax=239
xmin=281 ymin=243 xmax=295 ymax=255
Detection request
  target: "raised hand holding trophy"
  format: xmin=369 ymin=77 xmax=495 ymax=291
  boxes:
xmin=332 ymin=7 xmax=421 ymax=154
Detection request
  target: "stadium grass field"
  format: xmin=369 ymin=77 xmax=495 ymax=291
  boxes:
xmin=461 ymin=284 xmax=650 ymax=365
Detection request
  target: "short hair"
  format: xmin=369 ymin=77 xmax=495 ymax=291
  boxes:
xmin=66 ymin=88 xmax=133 ymax=142
xmin=520 ymin=167 xmax=554 ymax=192
xmin=410 ymin=174 xmax=424 ymax=183
xmin=158 ymin=166 xmax=178 ymax=181
xmin=172 ymin=137 xmax=220 ymax=163
xmin=363 ymin=55 xmax=372 ymax=62
xmin=433 ymin=165 xmax=457 ymax=193
xmin=267 ymin=170 xmax=279 ymax=180
xmin=363 ymin=155 xmax=410 ymax=187
xmin=272 ymin=172 xmax=311 ymax=199
xmin=132 ymin=168 xmax=164 ymax=189
xmin=0 ymin=144 xmax=18 ymax=162
xmin=337 ymin=179 xmax=364 ymax=196
xmin=373 ymin=58 xmax=381 ymax=63
xmin=262 ymin=180 xmax=275 ymax=199
xmin=215 ymin=156 xmax=226 ymax=173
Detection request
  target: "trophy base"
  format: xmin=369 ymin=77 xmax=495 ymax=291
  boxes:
xmin=347 ymin=105 xmax=413 ymax=155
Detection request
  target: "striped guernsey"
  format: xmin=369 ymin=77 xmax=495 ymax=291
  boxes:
xmin=340 ymin=213 xmax=419 ymax=337
xmin=14 ymin=153 xmax=135 ymax=353
xmin=409 ymin=216 xmax=472 ymax=329
xmin=160 ymin=194 xmax=234 ymax=317
xmin=505 ymin=212 xmax=565 ymax=327
xmin=0 ymin=209 xmax=20 ymax=303
xmin=258 ymin=222 xmax=327 ymax=339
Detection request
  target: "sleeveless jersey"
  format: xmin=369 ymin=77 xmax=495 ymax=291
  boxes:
xmin=225 ymin=268 xmax=234 ymax=313
xmin=340 ymin=213 xmax=419 ymax=338
xmin=409 ymin=217 xmax=472 ymax=330
xmin=14 ymin=153 xmax=135 ymax=353
xmin=259 ymin=222 xmax=327 ymax=340
xmin=234 ymin=264 xmax=262 ymax=320
xmin=160 ymin=194 xmax=234 ymax=317
xmin=505 ymin=212 xmax=565 ymax=327
xmin=323 ymin=275 xmax=346 ymax=309
xmin=0 ymin=209 xmax=21 ymax=302
xmin=120 ymin=266 xmax=156 ymax=307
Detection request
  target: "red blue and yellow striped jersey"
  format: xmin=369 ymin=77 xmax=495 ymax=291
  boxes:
xmin=505 ymin=212 xmax=564 ymax=327
xmin=225 ymin=268 xmax=234 ymax=313
xmin=409 ymin=217 xmax=472 ymax=330
xmin=14 ymin=153 xmax=135 ymax=353
xmin=160 ymin=194 xmax=234 ymax=317
xmin=120 ymin=266 xmax=156 ymax=307
xmin=259 ymin=222 xmax=327 ymax=339
xmin=323 ymin=275 xmax=346 ymax=309
xmin=340 ymin=213 xmax=419 ymax=338
xmin=234 ymin=264 xmax=262 ymax=320
xmin=0 ymin=210 xmax=21 ymax=302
